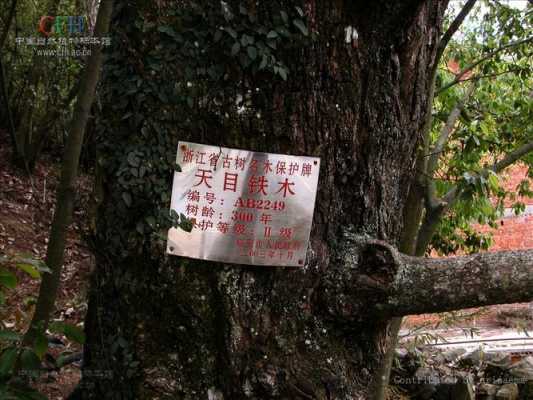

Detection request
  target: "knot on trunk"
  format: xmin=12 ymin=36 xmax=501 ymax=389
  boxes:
xmin=358 ymin=240 xmax=401 ymax=291
xmin=318 ymin=232 xmax=402 ymax=323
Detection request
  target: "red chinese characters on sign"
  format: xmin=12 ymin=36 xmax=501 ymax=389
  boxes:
xmin=167 ymin=141 xmax=320 ymax=267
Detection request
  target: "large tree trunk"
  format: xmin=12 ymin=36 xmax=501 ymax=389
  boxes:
xmin=76 ymin=1 xmax=452 ymax=398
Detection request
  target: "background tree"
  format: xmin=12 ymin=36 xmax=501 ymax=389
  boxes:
xmin=378 ymin=2 xmax=532 ymax=397
xmin=0 ymin=1 xmax=112 ymax=399
xmin=72 ymin=1 xmax=533 ymax=399
xmin=0 ymin=0 xmax=100 ymax=170
xmin=23 ymin=0 xmax=113 ymax=346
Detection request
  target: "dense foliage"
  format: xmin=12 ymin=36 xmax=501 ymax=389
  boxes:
xmin=428 ymin=1 xmax=532 ymax=254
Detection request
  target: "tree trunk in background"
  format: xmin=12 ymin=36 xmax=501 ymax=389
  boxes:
xmin=0 ymin=52 xmax=19 ymax=162
xmin=76 ymin=0 xmax=448 ymax=398
xmin=23 ymin=0 xmax=114 ymax=345
xmin=14 ymin=0 xmax=60 ymax=171
xmin=0 ymin=0 xmax=18 ymax=50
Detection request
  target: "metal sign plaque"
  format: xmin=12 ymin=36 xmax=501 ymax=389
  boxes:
xmin=167 ymin=141 xmax=320 ymax=267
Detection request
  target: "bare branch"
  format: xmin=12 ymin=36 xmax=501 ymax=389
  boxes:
xmin=388 ymin=249 xmax=533 ymax=316
xmin=420 ymin=0 xmax=478 ymax=156
xmin=492 ymin=141 xmax=533 ymax=173
xmin=437 ymin=37 xmax=533 ymax=95
xmin=427 ymin=83 xmax=476 ymax=176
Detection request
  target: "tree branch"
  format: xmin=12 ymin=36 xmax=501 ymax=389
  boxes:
xmin=492 ymin=141 xmax=533 ymax=173
xmin=418 ymin=84 xmax=476 ymax=232
xmin=414 ymin=140 xmax=533 ymax=255
xmin=427 ymin=83 xmax=476 ymax=176
xmin=420 ymin=0 xmax=478 ymax=164
xmin=437 ymin=37 xmax=533 ymax=95
xmin=388 ymin=249 xmax=533 ymax=316
xmin=324 ymin=236 xmax=533 ymax=320
xmin=436 ymin=67 xmax=526 ymax=92
xmin=435 ymin=0 xmax=477 ymax=67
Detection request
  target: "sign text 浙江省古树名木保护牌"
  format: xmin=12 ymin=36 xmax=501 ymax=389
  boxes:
xmin=167 ymin=141 xmax=320 ymax=267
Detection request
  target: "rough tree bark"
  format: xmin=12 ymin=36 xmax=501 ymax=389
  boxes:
xmin=74 ymin=1 xmax=532 ymax=399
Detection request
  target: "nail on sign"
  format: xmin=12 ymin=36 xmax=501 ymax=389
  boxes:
xmin=167 ymin=141 xmax=320 ymax=267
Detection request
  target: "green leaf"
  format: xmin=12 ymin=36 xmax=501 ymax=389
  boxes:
xmin=63 ymin=324 xmax=86 ymax=345
xmin=122 ymin=192 xmax=132 ymax=207
xmin=231 ymin=42 xmax=240 ymax=56
xmin=224 ymin=27 xmax=237 ymax=39
xmin=34 ymin=333 xmax=48 ymax=359
xmin=19 ymin=349 xmax=41 ymax=378
xmin=48 ymin=322 xmax=63 ymax=334
xmin=145 ymin=216 xmax=156 ymax=228
xmin=280 ymin=10 xmax=288 ymax=24
xmin=278 ymin=67 xmax=288 ymax=81
xmin=127 ymin=152 xmax=140 ymax=167
xmin=241 ymin=34 xmax=253 ymax=46
xmin=0 ymin=270 xmax=17 ymax=289
xmin=267 ymin=30 xmax=278 ymax=39
xmin=179 ymin=213 xmax=193 ymax=232
xmin=487 ymin=173 xmax=499 ymax=192
xmin=157 ymin=25 xmax=182 ymax=41
xmin=259 ymin=55 xmax=268 ymax=70
xmin=55 ymin=352 xmax=70 ymax=368
xmin=293 ymin=19 xmax=308 ymax=36
xmin=0 ymin=347 xmax=18 ymax=376
xmin=0 ymin=331 xmax=21 ymax=342
xmin=16 ymin=264 xmax=41 ymax=279
xmin=247 ymin=46 xmax=257 ymax=60
xmin=49 ymin=322 xmax=85 ymax=344
xmin=16 ymin=258 xmax=50 ymax=274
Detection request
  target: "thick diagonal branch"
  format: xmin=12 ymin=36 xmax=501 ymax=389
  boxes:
xmin=427 ymin=83 xmax=476 ymax=176
xmin=421 ymin=84 xmax=476 ymax=215
xmin=435 ymin=0 xmax=477 ymax=66
xmin=388 ymin=249 xmax=533 ymax=316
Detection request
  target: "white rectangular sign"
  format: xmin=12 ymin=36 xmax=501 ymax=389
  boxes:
xmin=167 ymin=141 xmax=320 ymax=267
